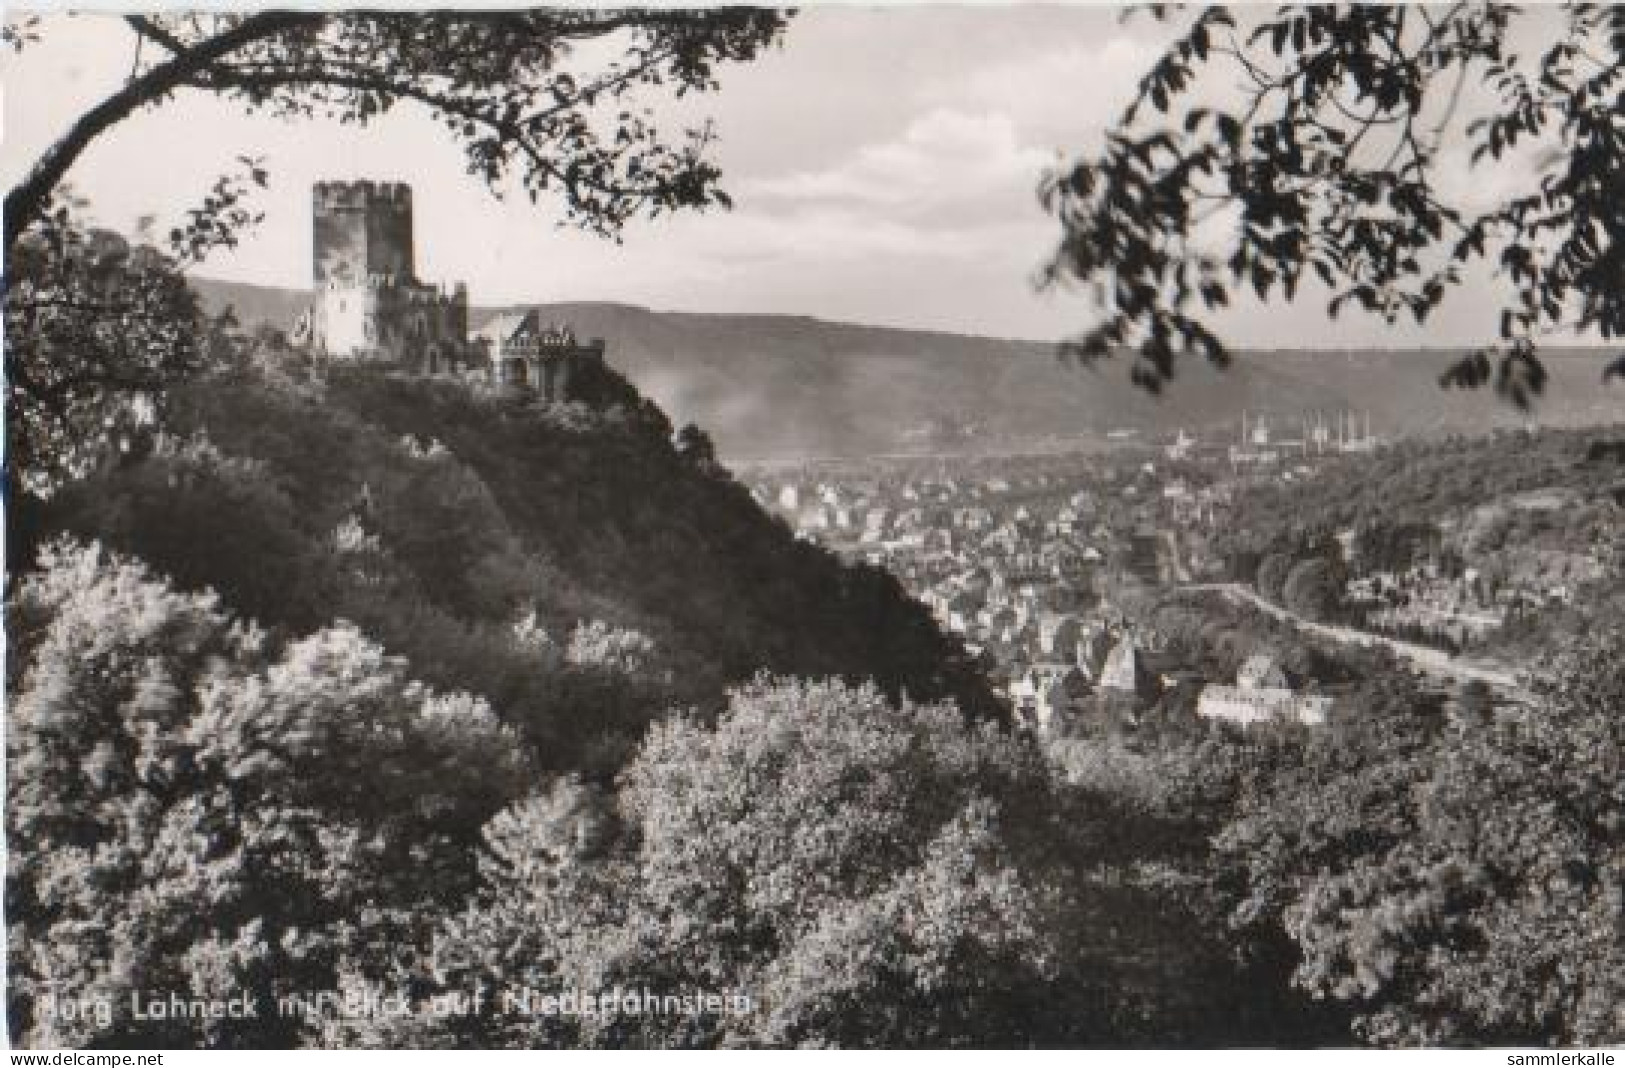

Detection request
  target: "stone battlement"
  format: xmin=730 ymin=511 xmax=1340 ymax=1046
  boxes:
xmin=319 ymin=276 xmax=468 ymax=307
xmin=402 ymin=285 xmax=468 ymax=308
xmin=314 ymin=180 xmax=414 ymax=213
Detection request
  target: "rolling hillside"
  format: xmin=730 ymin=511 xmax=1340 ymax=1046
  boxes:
xmin=193 ymin=277 xmax=1624 ymax=460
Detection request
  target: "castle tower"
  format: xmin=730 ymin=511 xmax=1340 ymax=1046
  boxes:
xmin=307 ymin=181 xmax=418 ymax=360
xmin=313 ymin=180 xmax=414 ymax=285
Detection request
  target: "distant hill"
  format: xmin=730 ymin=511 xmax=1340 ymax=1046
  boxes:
xmin=192 ymin=277 xmax=1624 ymax=460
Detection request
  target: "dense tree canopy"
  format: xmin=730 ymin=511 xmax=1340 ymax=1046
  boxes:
xmin=8 ymin=7 xmax=1622 ymax=1052
xmin=28 ymin=357 xmax=999 ymax=769
xmin=1044 ymin=4 xmax=1625 ymax=402
xmin=1281 ymin=555 xmax=1344 ymax=622
xmin=343 ymin=675 xmax=1274 ymax=1049
xmin=1217 ymin=630 xmax=1623 ymax=1046
xmin=420 ymin=677 xmax=1071 ymax=1048
xmin=3 ymin=206 xmax=225 ymax=496
xmin=6 ymin=540 xmax=531 ymax=1047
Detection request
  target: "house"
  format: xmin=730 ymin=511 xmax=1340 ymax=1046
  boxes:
xmin=1038 ymin=613 xmax=1082 ymax=659
xmin=1076 ymin=624 xmax=1115 ymax=679
xmin=1236 ymin=654 xmax=1290 ymax=691
xmin=1010 ymin=664 xmax=1092 ymax=735
xmin=1197 ymin=654 xmax=1331 ymax=728
xmin=1197 ymin=685 xmax=1331 ymax=727
xmin=1099 ymin=637 xmax=1155 ymax=697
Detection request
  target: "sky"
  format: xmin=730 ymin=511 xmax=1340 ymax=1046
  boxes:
xmin=0 ymin=4 xmax=1563 ymax=345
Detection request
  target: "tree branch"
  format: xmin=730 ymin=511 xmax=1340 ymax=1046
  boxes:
xmin=4 ymin=11 xmax=321 ymax=256
xmin=187 ymin=43 xmax=691 ymax=219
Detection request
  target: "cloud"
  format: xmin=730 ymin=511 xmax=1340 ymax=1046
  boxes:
xmin=739 ymin=109 xmax=1050 ymax=217
xmin=710 ymin=32 xmax=1175 ymax=326
xmin=922 ymin=36 xmax=1169 ymax=149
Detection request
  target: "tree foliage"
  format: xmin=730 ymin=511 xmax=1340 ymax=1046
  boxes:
xmin=1044 ymin=4 xmax=1625 ymax=402
xmin=1217 ymin=632 xmax=1623 ymax=1046
xmin=342 ymin=675 xmax=1244 ymax=1048
xmin=6 ymin=540 xmax=531 ymax=1047
xmin=30 ymin=356 xmax=999 ymax=772
xmin=1353 ymin=518 xmax=1442 ymax=574
xmin=4 ymin=205 xmax=215 ymax=497
xmin=1255 ymin=551 xmax=1293 ymax=603
xmin=331 ymin=679 xmax=1046 ymax=1047
xmin=1281 ymin=555 xmax=1344 ymax=622
xmin=675 ymin=422 xmax=719 ymax=470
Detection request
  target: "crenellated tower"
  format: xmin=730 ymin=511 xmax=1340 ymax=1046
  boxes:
xmin=299 ymin=180 xmax=468 ymax=366
xmin=313 ymin=180 xmax=414 ymax=286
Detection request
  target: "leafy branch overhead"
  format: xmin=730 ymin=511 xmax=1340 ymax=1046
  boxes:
xmin=1041 ymin=3 xmax=1625 ymax=405
xmin=4 ymin=9 xmax=790 ymax=254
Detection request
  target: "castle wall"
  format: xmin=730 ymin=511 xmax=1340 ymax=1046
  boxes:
xmin=313 ymin=283 xmax=381 ymax=358
xmin=310 ymin=181 xmax=439 ymax=363
xmin=365 ymin=193 xmax=413 ymax=280
xmin=400 ymin=284 xmax=471 ymax=373
xmin=312 ymin=280 xmax=471 ymax=366
xmin=313 ymin=209 xmax=366 ymax=284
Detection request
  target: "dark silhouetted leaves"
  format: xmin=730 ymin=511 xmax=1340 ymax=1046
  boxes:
xmin=1041 ymin=4 xmax=1625 ymax=401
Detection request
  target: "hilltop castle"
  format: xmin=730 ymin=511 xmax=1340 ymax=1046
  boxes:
xmin=292 ymin=180 xmax=604 ymax=402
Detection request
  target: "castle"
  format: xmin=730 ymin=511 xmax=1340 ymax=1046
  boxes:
xmin=292 ymin=180 xmax=604 ymax=400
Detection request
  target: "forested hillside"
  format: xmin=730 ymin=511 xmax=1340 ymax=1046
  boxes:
xmin=1206 ymin=427 xmax=1625 ymax=664
xmin=10 ymin=0 xmax=1625 ymax=1046
xmin=13 ymin=346 xmax=996 ymax=773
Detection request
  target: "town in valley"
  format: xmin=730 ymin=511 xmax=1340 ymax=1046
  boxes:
xmin=743 ymin=414 xmax=1621 ymax=743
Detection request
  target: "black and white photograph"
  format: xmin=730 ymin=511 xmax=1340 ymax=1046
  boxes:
xmin=2 ymin=1 xmax=1622 ymax=1054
